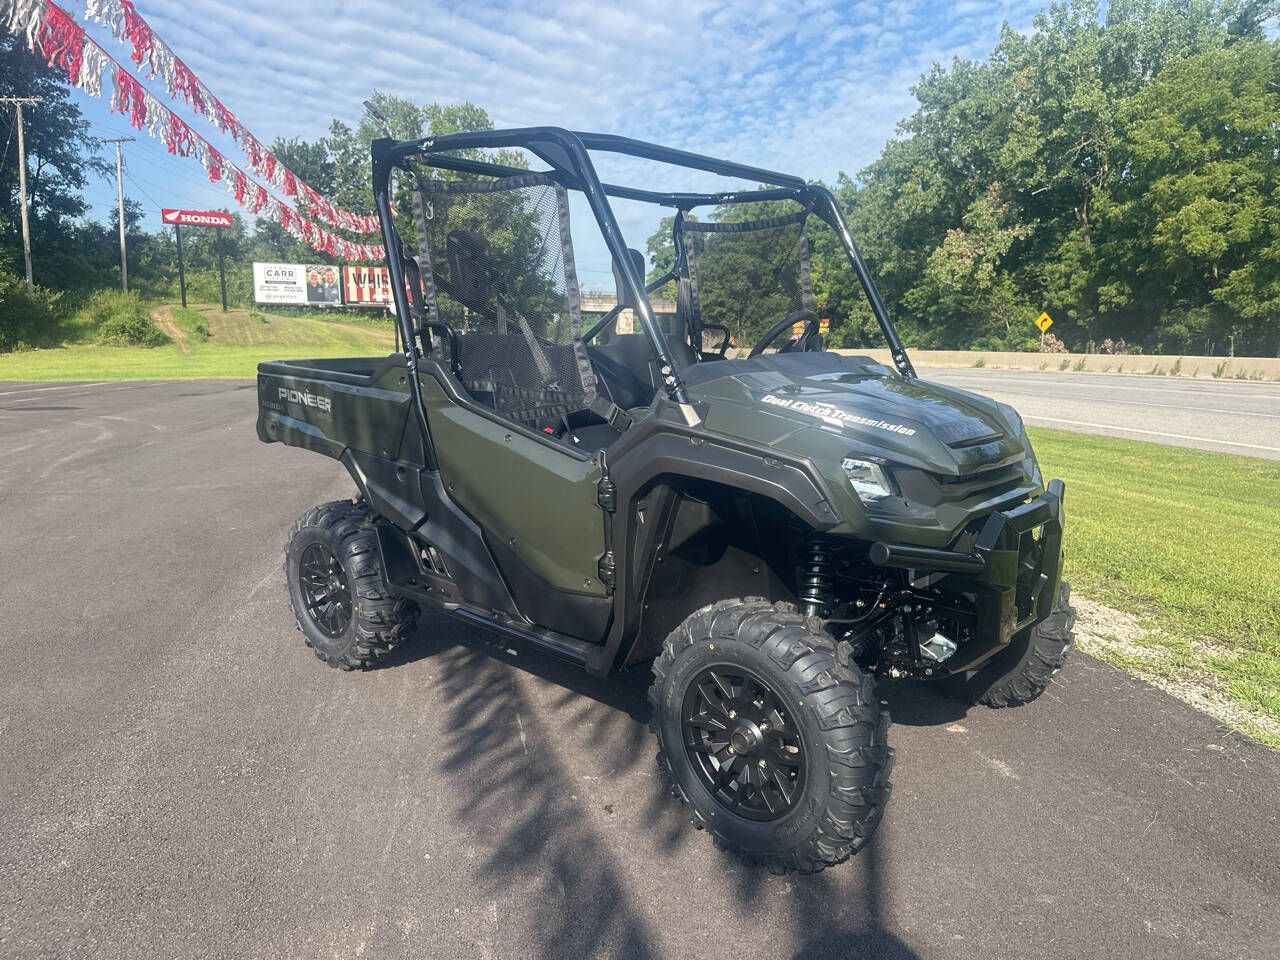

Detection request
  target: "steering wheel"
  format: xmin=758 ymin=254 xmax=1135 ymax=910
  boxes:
xmin=700 ymin=323 xmax=732 ymax=360
xmin=749 ymin=309 xmax=822 ymax=359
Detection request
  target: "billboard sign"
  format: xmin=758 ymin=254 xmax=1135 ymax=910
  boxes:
xmin=253 ymin=262 xmax=341 ymax=306
xmin=342 ymin=265 xmax=395 ymax=306
xmin=163 ymin=208 xmax=232 ymax=228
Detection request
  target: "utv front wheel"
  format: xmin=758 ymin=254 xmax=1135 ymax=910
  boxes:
xmin=285 ymin=499 xmax=419 ymax=670
xmin=650 ymin=599 xmax=892 ymax=874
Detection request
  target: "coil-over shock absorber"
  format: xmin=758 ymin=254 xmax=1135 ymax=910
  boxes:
xmin=797 ymin=534 xmax=837 ymax=618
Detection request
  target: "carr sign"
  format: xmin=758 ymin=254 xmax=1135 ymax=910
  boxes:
xmin=162 ymin=208 xmax=232 ymax=229
xmin=252 ymin=262 xmax=341 ymax=306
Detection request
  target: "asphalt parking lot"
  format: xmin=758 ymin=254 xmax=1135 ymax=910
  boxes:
xmin=1 ymin=379 xmax=1278 ymax=960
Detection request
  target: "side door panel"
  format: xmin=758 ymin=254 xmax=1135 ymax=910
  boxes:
xmin=419 ymin=375 xmax=607 ymax=600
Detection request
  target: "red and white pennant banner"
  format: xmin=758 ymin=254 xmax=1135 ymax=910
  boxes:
xmin=79 ymin=0 xmax=383 ymax=236
xmin=1 ymin=0 xmax=385 ymax=260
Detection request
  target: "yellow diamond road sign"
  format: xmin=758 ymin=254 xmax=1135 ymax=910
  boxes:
xmin=1035 ymin=311 xmax=1054 ymax=333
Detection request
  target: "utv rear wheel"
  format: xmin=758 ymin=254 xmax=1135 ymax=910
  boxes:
xmin=649 ymin=599 xmax=893 ymax=874
xmin=950 ymin=581 xmax=1076 ymax=707
xmin=285 ymin=499 xmax=419 ymax=670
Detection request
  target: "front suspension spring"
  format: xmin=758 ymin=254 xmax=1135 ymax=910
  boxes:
xmin=797 ymin=535 xmax=837 ymax=618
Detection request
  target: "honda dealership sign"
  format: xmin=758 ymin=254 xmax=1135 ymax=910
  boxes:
xmin=252 ymin=262 xmax=341 ymax=306
xmin=162 ymin=208 xmax=232 ymax=228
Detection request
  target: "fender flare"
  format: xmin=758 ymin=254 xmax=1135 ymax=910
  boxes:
xmin=593 ymin=421 xmax=842 ymax=673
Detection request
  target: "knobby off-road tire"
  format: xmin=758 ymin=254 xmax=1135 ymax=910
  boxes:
xmin=285 ymin=499 xmax=419 ymax=670
xmin=956 ymin=581 xmax=1077 ymax=708
xmin=649 ymin=599 xmax=893 ymax=874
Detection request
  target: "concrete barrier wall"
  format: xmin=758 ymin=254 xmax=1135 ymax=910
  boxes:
xmin=835 ymin=349 xmax=1280 ymax=382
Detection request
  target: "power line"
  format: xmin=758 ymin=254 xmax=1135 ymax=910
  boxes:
xmin=96 ymin=137 xmax=245 ymax=212
xmin=123 ymin=169 xmax=163 ymax=211
xmin=0 ymin=114 xmax=15 ymax=170
xmin=125 ymin=165 xmax=235 ymax=208
xmin=81 ymin=117 xmax=304 ymax=235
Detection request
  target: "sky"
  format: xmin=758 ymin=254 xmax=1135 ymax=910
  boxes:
xmin=66 ymin=0 xmax=1051 ymax=286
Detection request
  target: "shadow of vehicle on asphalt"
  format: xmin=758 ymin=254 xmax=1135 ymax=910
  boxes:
xmin=880 ymin=678 xmax=970 ymax=727
xmin=384 ymin=613 xmax=941 ymax=959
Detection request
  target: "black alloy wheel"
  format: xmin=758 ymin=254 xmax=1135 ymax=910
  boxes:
xmin=285 ymin=499 xmax=420 ymax=670
xmin=681 ymin=665 xmax=806 ymax=821
xmin=651 ymin=599 xmax=893 ymax=872
xmin=298 ymin=541 xmax=352 ymax=638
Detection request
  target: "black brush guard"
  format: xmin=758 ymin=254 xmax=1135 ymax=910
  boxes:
xmin=870 ymin=479 xmax=1066 ymax=672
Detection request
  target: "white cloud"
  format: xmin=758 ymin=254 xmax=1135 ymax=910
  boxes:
xmin=74 ymin=0 xmax=1049 ymax=273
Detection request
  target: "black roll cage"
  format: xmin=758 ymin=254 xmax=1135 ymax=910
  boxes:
xmin=370 ymin=128 xmax=916 ymax=422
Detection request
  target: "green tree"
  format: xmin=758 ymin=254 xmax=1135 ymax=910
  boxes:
xmin=1095 ymin=40 xmax=1280 ymax=352
xmin=840 ymin=0 xmax=1279 ymax=354
xmin=905 ymin=184 xmax=1037 ymax=349
xmin=0 ymin=31 xmax=106 ymax=289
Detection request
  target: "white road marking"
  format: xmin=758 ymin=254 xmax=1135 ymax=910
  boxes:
xmin=36 ymin=421 xmax=113 ymax=480
xmin=0 ymin=381 xmax=111 ymax=398
xmin=974 ymin=387 xmax=1280 ymax=419
xmin=1 ymin=381 xmax=169 ymax=404
xmin=983 ymin=756 xmax=1020 ymax=780
xmin=100 ymin=414 xmax=167 ymax=432
xmin=932 ymin=371 xmax=1280 ymax=402
xmin=516 ymin=712 xmax=529 ymax=756
xmin=1024 ymin=415 xmax=1280 ymax=453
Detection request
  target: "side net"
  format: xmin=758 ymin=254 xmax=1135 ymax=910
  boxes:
xmin=410 ymin=173 xmax=606 ymax=430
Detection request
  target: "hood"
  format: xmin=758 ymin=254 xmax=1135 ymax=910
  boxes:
xmin=682 ymin=352 xmax=1029 ymax=476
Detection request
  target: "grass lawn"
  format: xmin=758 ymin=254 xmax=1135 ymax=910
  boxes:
xmin=1030 ymin=427 xmax=1280 ymax=746
xmin=0 ymin=303 xmax=395 ymax=380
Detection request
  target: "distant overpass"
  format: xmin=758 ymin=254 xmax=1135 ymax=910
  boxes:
xmin=581 ymin=292 xmax=677 ymax=315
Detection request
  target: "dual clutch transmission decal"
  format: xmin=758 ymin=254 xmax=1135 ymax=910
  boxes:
xmin=761 ymin=393 xmax=916 ymax=436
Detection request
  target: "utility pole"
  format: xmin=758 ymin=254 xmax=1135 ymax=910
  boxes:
xmin=103 ymin=137 xmax=135 ymax=291
xmin=1 ymin=97 xmax=42 ymax=292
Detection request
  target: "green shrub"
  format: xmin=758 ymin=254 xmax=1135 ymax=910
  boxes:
xmin=972 ymin=355 xmax=986 ymax=368
xmin=78 ymin=290 xmax=168 ymax=347
xmin=0 ymin=275 xmax=65 ymax=351
xmin=182 ymin=269 xmax=252 ymax=308
xmin=172 ymin=306 xmax=211 ymax=342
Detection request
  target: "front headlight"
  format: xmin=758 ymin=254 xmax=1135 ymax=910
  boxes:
xmin=841 ymin=456 xmax=894 ymax=501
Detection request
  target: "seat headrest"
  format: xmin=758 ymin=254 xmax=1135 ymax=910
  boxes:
xmin=446 ymin=230 xmax=494 ymax=312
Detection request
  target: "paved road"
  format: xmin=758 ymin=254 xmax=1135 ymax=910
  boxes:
xmin=1 ymin=380 xmax=1278 ymax=960
xmin=919 ymin=368 xmax=1280 ymax=460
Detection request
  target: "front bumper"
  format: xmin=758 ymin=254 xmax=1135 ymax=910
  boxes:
xmin=869 ymin=479 xmax=1066 ymax=672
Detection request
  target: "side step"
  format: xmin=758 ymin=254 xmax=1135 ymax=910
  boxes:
xmin=451 ymin=608 xmax=599 ymax=668
xmin=376 ymin=522 xmax=610 ymax=673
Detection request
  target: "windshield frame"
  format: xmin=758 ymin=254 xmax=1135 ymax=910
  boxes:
xmin=370 ymin=128 xmax=916 ymax=407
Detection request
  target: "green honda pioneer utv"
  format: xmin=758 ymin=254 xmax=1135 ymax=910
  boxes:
xmin=257 ymin=129 xmax=1075 ymax=874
